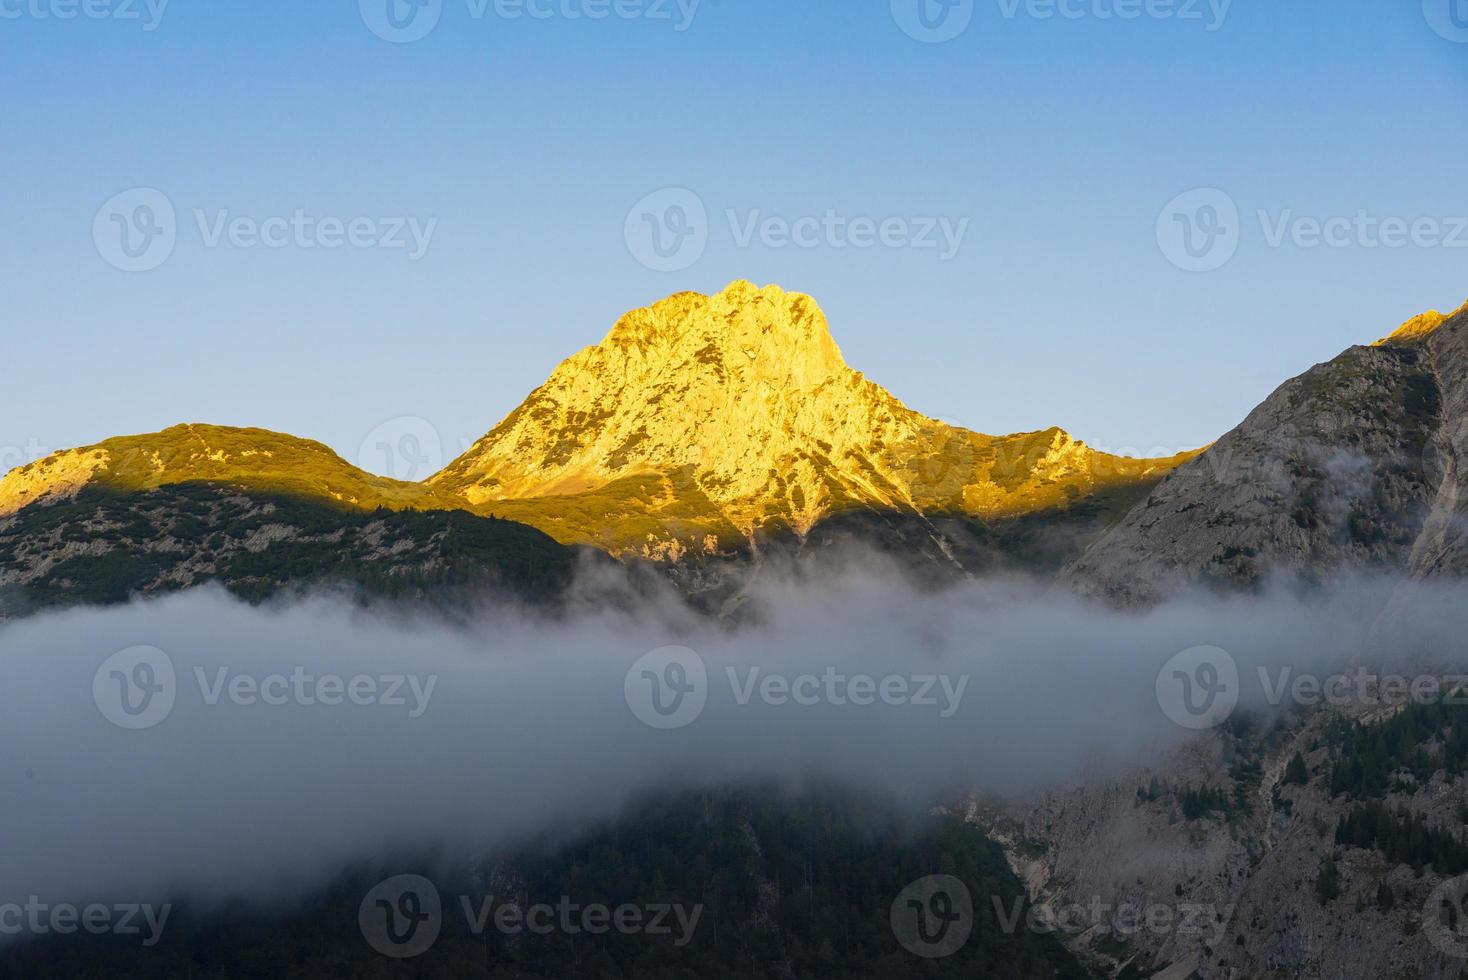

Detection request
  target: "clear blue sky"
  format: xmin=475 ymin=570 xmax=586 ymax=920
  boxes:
xmin=3 ymin=0 xmax=1466 ymax=476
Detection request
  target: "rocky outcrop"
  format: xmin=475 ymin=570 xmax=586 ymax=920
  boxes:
xmin=430 ymin=281 xmax=1196 ymax=556
xmin=978 ymin=688 xmax=1468 ymax=979
xmin=1064 ymin=302 xmax=1468 ymax=604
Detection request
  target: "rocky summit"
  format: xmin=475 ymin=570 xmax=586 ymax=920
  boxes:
xmin=429 ymin=280 xmax=1195 ymax=558
xmin=0 ymin=282 xmax=1195 ymax=574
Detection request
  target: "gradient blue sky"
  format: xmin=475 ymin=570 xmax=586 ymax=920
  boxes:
xmin=4 ymin=0 xmax=1466 ymax=477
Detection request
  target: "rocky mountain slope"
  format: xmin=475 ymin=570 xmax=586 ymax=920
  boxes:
xmin=0 ymin=283 xmax=1195 ymax=614
xmin=0 ymin=482 xmax=588 ymax=620
xmin=1064 ymin=301 xmax=1468 ymax=604
xmin=975 ymin=681 xmax=1468 ymax=980
xmin=431 ymin=281 xmax=1195 ymax=560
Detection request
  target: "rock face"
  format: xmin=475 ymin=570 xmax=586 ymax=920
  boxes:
xmin=1064 ymin=301 xmax=1468 ymax=604
xmin=430 ymin=281 xmax=1195 ymax=556
xmin=978 ymin=685 xmax=1468 ymax=980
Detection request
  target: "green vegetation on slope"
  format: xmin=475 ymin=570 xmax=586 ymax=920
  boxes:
xmin=1324 ymin=698 xmax=1468 ymax=800
xmin=0 ymin=782 xmax=1087 ymax=980
xmin=0 ymin=483 xmax=578 ymax=616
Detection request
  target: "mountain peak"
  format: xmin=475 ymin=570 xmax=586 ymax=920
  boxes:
xmin=597 ymin=280 xmax=848 ymax=386
xmin=1375 ymin=299 xmax=1468 ymax=346
xmin=0 ymin=423 xmax=444 ymax=517
xmin=430 ymin=284 xmax=1195 ymax=555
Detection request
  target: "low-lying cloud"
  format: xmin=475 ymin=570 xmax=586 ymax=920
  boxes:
xmin=2 ymin=568 xmax=1465 ymax=914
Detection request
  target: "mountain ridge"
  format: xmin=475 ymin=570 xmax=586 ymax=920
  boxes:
xmin=2 ymin=282 xmax=1197 ymax=564
xmin=1064 ymin=298 xmax=1468 ymax=603
xmin=427 ymin=280 xmax=1197 ymax=556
